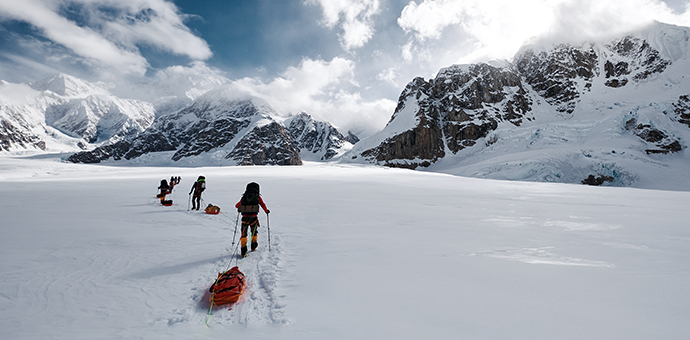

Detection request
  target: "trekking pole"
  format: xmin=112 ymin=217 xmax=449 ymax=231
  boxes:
xmin=187 ymin=194 xmax=191 ymax=211
xmin=231 ymin=212 xmax=240 ymax=246
xmin=267 ymin=213 xmax=271 ymax=252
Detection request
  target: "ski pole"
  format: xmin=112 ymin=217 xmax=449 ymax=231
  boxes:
xmin=267 ymin=213 xmax=271 ymax=252
xmin=187 ymin=194 xmax=191 ymax=211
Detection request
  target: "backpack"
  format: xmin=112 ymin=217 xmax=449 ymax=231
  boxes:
xmin=192 ymin=177 xmax=206 ymax=195
xmin=238 ymin=182 xmax=260 ymax=213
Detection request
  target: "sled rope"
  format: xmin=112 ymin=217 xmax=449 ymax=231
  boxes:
xmin=206 ymin=292 xmax=215 ymax=325
xmin=206 ymin=213 xmax=244 ymax=326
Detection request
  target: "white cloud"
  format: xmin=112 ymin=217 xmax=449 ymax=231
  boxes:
xmin=398 ymin=0 xmax=464 ymax=40
xmin=110 ymin=61 xmax=229 ymax=103
xmin=397 ymin=0 xmax=690 ymax=64
xmin=95 ymin=0 xmax=212 ymax=60
xmin=0 ymin=0 xmax=211 ymax=76
xmin=376 ymin=66 xmax=399 ymax=87
xmin=231 ymin=56 xmax=395 ymax=136
xmin=306 ymin=0 xmax=381 ymax=50
xmin=234 ymin=57 xmax=355 ymax=110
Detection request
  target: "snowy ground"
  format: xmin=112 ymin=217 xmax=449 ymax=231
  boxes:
xmin=1 ymin=156 xmax=690 ymax=339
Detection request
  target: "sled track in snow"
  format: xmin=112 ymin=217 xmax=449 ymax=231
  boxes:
xmin=192 ymin=214 xmax=288 ymax=326
xmin=148 ymin=205 xmax=288 ymax=327
xmin=227 ymin=237 xmax=288 ymax=325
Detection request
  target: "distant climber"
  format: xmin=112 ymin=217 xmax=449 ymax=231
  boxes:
xmin=189 ymin=176 xmax=206 ymax=210
xmin=158 ymin=179 xmax=170 ymax=197
xmin=235 ymin=182 xmax=270 ymax=257
xmin=157 ymin=179 xmax=172 ymax=206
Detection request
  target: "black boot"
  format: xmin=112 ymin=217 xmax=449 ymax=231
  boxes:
xmin=241 ymin=246 xmax=248 ymax=258
xmin=251 ymin=242 xmax=258 ymax=252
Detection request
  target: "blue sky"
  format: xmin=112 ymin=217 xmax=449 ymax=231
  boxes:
xmin=172 ymin=1 xmax=342 ymax=78
xmin=1 ymin=0 xmax=690 ymax=136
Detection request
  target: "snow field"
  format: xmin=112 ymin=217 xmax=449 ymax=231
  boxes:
xmin=1 ymin=157 xmax=689 ymax=339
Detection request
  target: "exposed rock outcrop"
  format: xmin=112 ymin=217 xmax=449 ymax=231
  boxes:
xmin=349 ymin=22 xmax=686 ymax=174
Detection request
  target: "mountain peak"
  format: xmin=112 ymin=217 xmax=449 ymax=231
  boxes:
xmin=515 ymin=21 xmax=690 ymax=63
xmin=183 ymin=85 xmax=277 ymax=120
xmin=30 ymin=74 xmax=109 ymax=98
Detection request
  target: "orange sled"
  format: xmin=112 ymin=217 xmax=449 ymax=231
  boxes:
xmin=205 ymin=204 xmax=220 ymax=215
xmin=209 ymin=267 xmax=246 ymax=305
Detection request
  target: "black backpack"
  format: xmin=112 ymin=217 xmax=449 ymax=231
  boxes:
xmin=238 ymin=182 xmax=260 ymax=213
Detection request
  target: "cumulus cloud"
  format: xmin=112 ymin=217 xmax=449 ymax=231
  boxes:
xmin=231 ymin=56 xmax=395 ymax=136
xmin=397 ymin=0 xmax=690 ymax=64
xmin=398 ymin=0 xmax=464 ymax=41
xmin=0 ymin=0 xmax=211 ymax=76
xmin=233 ymin=57 xmax=355 ymax=109
xmin=306 ymin=0 xmax=381 ymax=50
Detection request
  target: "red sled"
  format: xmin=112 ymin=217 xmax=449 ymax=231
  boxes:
xmin=161 ymin=200 xmax=173 ymax=206
xmin=209 ymin=267 xmax=246 ymax=306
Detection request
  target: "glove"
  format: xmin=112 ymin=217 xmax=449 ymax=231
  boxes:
xmin=266 ymin=209 xmax=270 ymax=214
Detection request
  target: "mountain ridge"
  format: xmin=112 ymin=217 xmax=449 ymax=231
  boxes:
xmin=343 ymin=21 xmax=690 ymax=189
xmin=65 ymin=85 xmax=356 ymax=166
xmin=0 ymin=75 xmax=356 ymax=165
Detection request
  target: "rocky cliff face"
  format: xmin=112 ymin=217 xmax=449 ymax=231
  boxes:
xmin=0 ymin=120 xmax=46 ymax=152
xmin=286 ymin=112 xmax=356 ymax=161
xmin=228 ymin=121 xmax=302 ymax=165
xmin=346 ymin=22 xmax=690 ymax=187
xmin=354 ymin=62 xmax=531 ymax=168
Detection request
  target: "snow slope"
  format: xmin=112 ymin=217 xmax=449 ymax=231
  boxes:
xmin=1 ymin=156 xmax=689 ymax=339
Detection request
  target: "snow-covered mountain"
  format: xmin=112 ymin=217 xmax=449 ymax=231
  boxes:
xmin=284 ymin=112 xmax=358 ymax=161
xmin=0 ymin=74 xmax=155 ymax=152
xmin=1 ymin=74 xmax=357 ymax=164
xmin=67 ymin=86 xmax=357 ymax=166
xmin=345 ymin=21 xmax=690 ymax=189
xmin=111 ymin=62 xmax=231 ymax=117
xmin=68 ymin=86 xmax=301 ymax=165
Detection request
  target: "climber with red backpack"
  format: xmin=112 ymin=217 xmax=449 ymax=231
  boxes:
xmin=235 ymin=182 xmax=270 ymax=257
